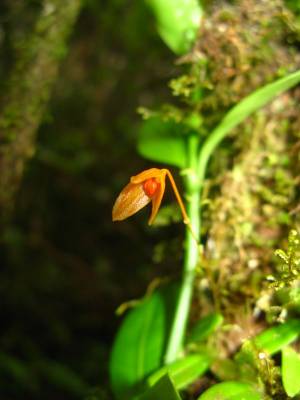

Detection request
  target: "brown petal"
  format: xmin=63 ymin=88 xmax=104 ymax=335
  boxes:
xmin=148 ymin=171 xmax=167 ymax=225
xmin=130 ymin=168 xmax=162 ymax=184
xmin=112 ymin=182 xmax=151 ymax=221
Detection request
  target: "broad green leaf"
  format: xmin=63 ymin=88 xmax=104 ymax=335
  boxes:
xmin=198 ymin=69 xmax=300 ymax=177
xmin=137 ymin=374 xmax=182 ymax=400
xmin=252 ymin=319 xmax=300 ymax=355
xmin=186 ymin=312 xmax=224 ymax=344
xmin=146 ymin=0 xmax=202 ymax=54
xmin=282 ymin=346 xmax=300 ymax=397
xmin=147 ymin=353 xmax=212 ymax=390
xmin=137 ymin=117 xmax=187 ymax=168
xmin=197 ymin=381 xmax=262 ymax=400
xmin=109 ymin=285 xmax=178 ymax=400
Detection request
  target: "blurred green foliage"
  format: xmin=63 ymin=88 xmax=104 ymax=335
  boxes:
xmin=145 ymin=0 xmax=202 ymax=54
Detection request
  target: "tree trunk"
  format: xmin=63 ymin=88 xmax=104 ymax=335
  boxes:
xmin=0 ymin=0 xmax=82 ymax=220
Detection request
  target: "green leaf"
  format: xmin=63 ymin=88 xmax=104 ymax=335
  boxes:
xmin=198 ymin=69 xmax=300 ymax=177
xmin=137 ymin=374 xmax=182 ymax=400
xmin=197 ymin=381 xmax=262 ymax=400
xmin=147 ymin=353 xmax=212 ymax=390
xmin=186 ymin=312 xmax=224 ymax=344
xmin=282 ymin=346 xmax=300 ymax=397
xmin=145 ymin=0 xmax=202 ymax=54
xmin=137 ymin=117 xmax=187 ymax=168
xmin=109 ymin=285 xmax=178 ymax=400
xmin=252 ymin=319 xmax=300 ymax=355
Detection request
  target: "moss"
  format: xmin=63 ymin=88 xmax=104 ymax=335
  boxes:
xmin=271 ymin=230 xmax=300 ymax=288
xmin=141 ymin=0 xmax=300 ymax=343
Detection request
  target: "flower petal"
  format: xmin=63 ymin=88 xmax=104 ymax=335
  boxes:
xmin=130 ymin=168 xmax=163 ymax=184
xmin=148 ymin=171 xmax=167 ymax=225
xmin=112 ymin=182 xmax=151 ymax=221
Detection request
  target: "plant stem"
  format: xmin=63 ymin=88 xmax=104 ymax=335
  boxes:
xmin=164 ymin=134 xmax=200 ymax=364
xmin=164 ymin=69 xmax=300 ymax=364
xmin=164 ymin=123 xmax=227 ymax=363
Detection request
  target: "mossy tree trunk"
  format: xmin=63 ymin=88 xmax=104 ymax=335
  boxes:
xmin=0 ymin=0 xmax=82 ymax=221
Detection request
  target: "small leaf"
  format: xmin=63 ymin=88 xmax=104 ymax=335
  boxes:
xmin=186 ymin=312 xmax=224 ymax=344
xmin=274 ymin=249 xmax=289 ymax=263
xmin=137 ymin=117 xmax=187 ymax=168
xmin=109 ymin=285 xmax=178 ymax=399
xmin=198 ymin=69 xmax=300 ymax=177
xmin=197 ymin=381 xmax=262 ymax=400
xmin=137 ymin=374 xmax=182 ymax=400
xmin=146 ymin=0 xmax=202 ymax=54
xmin=252 ymin=319 xmax=300 ymax=355
xmin=147 ymin=353 xmax=212 ymax=390
xmin=282 ymin=346 xmax=300 ymax=397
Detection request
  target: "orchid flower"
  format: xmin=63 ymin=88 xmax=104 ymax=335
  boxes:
xmin=112 ymin=168 xmax=189 ymax=225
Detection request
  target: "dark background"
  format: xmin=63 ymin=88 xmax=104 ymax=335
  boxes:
xmin=0 ymin=1 xmax=177 ymax=398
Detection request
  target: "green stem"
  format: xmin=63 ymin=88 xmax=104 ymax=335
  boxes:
xmin=164 ymin=69 xmax=300 ymax=364
xmin=164 ymin=118 xmax=231 ymax=363
xmin=164 ymin=134 xmax=200 ymax=364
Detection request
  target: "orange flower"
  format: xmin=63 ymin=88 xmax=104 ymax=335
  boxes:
xmin=112 ymin=168 xmax=189 ymax=225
